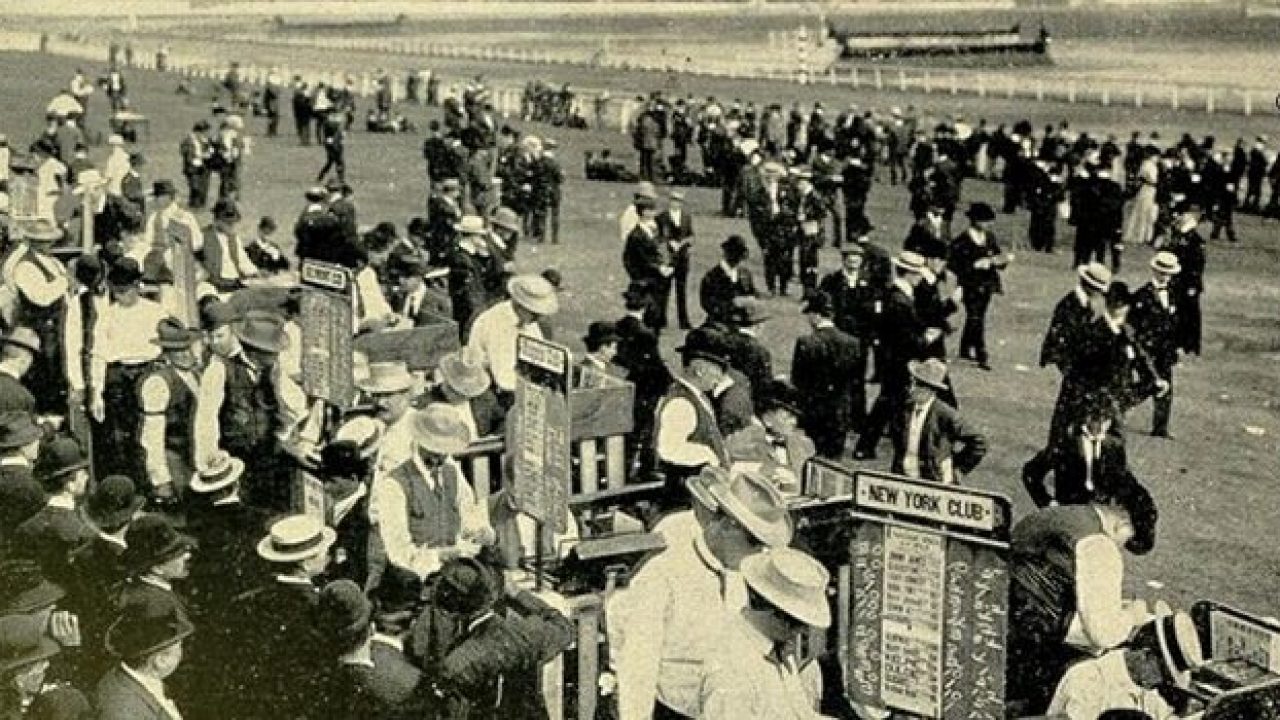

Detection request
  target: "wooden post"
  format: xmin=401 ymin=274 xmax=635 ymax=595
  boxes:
xmin=469 ymin=455 xmax=491 ymax=506
xmin=578 ymin=438 xmax=599 ymax=495
xmin=838 ymin=565 xmax=852 ymax=673
xmin=874 ymin=67 xmax=883 ymax=90
xmin=576 ymin=603 xmax=601 ymax=720
xmin=1243 ymin=90 xmax=1252 ymax=116
xmin=1206 ymin=88 xmax=1215 ymax=114
xmin=605 ymin=436 xmax=627 ymax=490
xmin=977 ymin=75 xmax=985 ymax=98
xmin=923 ymin=69 xmax=931 ymax=94
xmin=1101 ymin=87 xmax=1110 ymax=106
xmin=1170 ymin=85 xmax=1179 ymax=111
xmin=1135 ymin=89 xmax=1143 ymax=109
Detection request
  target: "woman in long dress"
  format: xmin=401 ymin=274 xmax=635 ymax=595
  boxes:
xmin=1122 ymin=147 xmax=1160 ymax=246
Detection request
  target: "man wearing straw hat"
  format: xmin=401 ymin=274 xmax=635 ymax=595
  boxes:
xmin=698 ymin=547 xmax=831 ymax=719
xmin=359 ymin=361 xmax=419 ymax=479
xmin=193 ymin=309 xmax=308 ymax=512
xmin=466 ymin=274 xmax=559 ymax=401
xmin=368 ymin=404 xmax=491 ymax=585
xmin=609 ymin=466 xmax=792 ymax=720
xmin=428 ymin=347 xmax=503 ymax=439
xmin=1129 ymin=251 xmax=1184 ymax=439
xmin=137 ymin=317 xmax=204 ymax=507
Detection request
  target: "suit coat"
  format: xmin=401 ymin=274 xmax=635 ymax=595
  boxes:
xmin=15 ymin=504 xmax=93 ymax=588
xmin=698 ymin=264 xmax=756 ymax=324
xmin=1128 ymin=283 xmax=1179 ymax=371
xmin=1039 ymin=291 xmax=1094 ymax=372
xmin=949 ymin=230 xmax=1005 ymax=296
xmin=903 ymin=219 xmax=948 ymax=260
xmin=436 ymin=591 xmax=573 ymax=720
xmin=889 ymin=398 xmax=987 ymax=484
xmin=95 ymin=666 xmax=179 ymax=720
xmin=722 ymin=330 xmax=772 ymax=405
xmin=232 ymin=580 xmax=329 ymax=720
xmin=878 ymin=287 xmax=928 ymax=391
xmin=711 ymin=367 xmax=755 ymax=437
xmin=622 ymin=224 xmax=668 ymax=290
xmin=328 ymin=638 xmax=433 ymax=720
xmin=817 ymin=270 xmax=879 ymax=338
xmin=1025 ymin=433 xmax=1132 ymax=508
xmin=791 ymin=325 xmax=862 ymax=434
xmin=614 ymin=315 xmax=671 ymax=403
xmin=0 ymin=372 xmax=36 ymax=414
xmin=656 ymin=209 xmax=694 ymax=269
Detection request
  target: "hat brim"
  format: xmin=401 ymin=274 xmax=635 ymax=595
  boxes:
xmin=233 ymin=323 xmax=289 ymax=353
xmin=0 ymin=632 xmax=60 ymax=674
xmin=151 ymin=333 xmax=202 ymax=349
xmin=83 ymin=494 xmax=147 ymax=531
xmin=125 ymin=534 xmax=197 ymax=576
xmin=105 ymin=614 xmax=195 ymax=659
xmin=0 ymin=424 xmax=45 ymax=451
xmin=2 ymin=580 xmax=66 ymax=615
xmin=0 ymin=338 xmax=41 ymax=356
xmin=256 ymin=527 xmax=337 ymax=564
xmin=676 ymin=346 xmax=728 ymax=368
xmin=509 ymin=289 xmax=559 ymax=316
xmin=706 ymin=482 xmax=793 ymax=549
xmin=1150 ymin=260 xmax=1182 ymax=275
xmin=41 ymin=459 xmax=89 ymax=482
xmin=356 ymin=376 xmax=415 ymax=396
xmin=1153 ymin=601 xmax=1193 ymax=689
xmin=892 ymin=258 xmax=924 ymax=273
xmin=189 ymin=457 xmax=246 ymax=494
xmin=741 ymin=555 xmax=831 ymax=629
xmin=908 ymin=362 xmax=949 ymax=392
xmin=440 ymin=358 xmax=491 ymax=399
xmin=1076 ymin=266 xmax=1110 ymax=291
xmin=416 ymin=433 xmax=471 ymax=457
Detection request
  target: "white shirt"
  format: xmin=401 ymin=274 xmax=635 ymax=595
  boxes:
xmin=466 ymin=300 xmax=544 ymax=393
xmin=655 ymin=379 xmax=722 ymax=468
xmin=212 ymin=232 xmax=260 ymax=282
xmin=354 ymin=266 xmax=395 ymax=329
xmin=619 ymin=204 xmax=639 ymax=243
xmin=1063 ymin=507 xmax=1142 ymax=653
xmin=699 ymin=615 xmax=825 ymax=720
xmin=90 ymin=299 xmax=167 ymax=396
xmin=367 ymin=453 xmax=489 ymax=580
xmin=120 ymin=664 xmax=183 ymax=720
xmin=105 ymin=148 xmax=131 ymax=196
xmin=1047 ymin=650 xmax=1176 ymax=720
xmin=607 ymin=535 xmax=748 ymax=720
xmin=902 ymin=397 xmax=935 ymax=481
xmin=375 ymin=413 xmax=415 ymax=480
xmin=718 ymin=261 xmax=739 ymax=284
xmin=11 ymin=249 xmax=85 ymax=392
xmin=193 ymin=350 xmax=307 ymax=471
xmin=139 ymin=361 xmax=199 ymax=487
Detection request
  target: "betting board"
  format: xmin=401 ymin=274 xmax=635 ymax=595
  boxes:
xmin=845 ymin=469 xmax=1012 ymax=720
xmin=512 ymin=335 xmax=571 ymax=534
xmin=7 ymin=170 xmax=38 ymax=222
xmin=299 ymin=260 xmax=355 ymax=409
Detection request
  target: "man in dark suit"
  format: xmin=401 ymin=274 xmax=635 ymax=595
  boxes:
xmin=96 ymin=595 xmax=194 ymax=720
xmin=15 ymin=436 xmax=92 ymax=589
xmin=949 ymin=202 xmax=1009 ymax=369
xmin=817 ymin=244 xmax=878 ymax=426
xmin=178 ymin=120 xmax=212 ymax=209
xmin=431 ymin=557 xmax=573 ymax=720
xmin=1023 ymin=394 xmax=1131 ymax=508
xmin=574 ymin=321 xmax=627 ymax=389
xmin=616 ymin=291 xmax=672 ymax=473
xmin=720 ymin=299 xmax=773 ymax=407
xmin=656 ymin=190 xmax=695 ymax=330
xmin=117 ymin=514 xmax=196 ymax=615
xmin=0 ymin=411 xmax=43 ymax=496
xmin=293 ymin=186 xmax=347 ymax=265
xmin=904 ymin=202 xmax=949 ymax=260
xmin=698 ymin=234 xmax=755 ymax=325
xmin=889 ymin=359 xmax=987 ymax=485
xmin=1039 ymin=263 xmax=1109 ymax=374
xmin=792 ymin=292 xmax=862 ymax=459
xmin=1128 ymin=252 xmax=1183 ymax=438
xmin=623 ymin=198 xmax=672 ymax=333
xmin=789 ymin=167 xmax=828 ymax=291
xmin=0 ymin=328 xmax=39 ymax=414
xmin=1165 ymin=199 xmax=1207 ymax=357
xmin=855 ymin=251 xmax=930 ymax=460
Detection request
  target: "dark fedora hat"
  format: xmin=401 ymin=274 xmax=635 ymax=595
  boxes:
xmin=583 ymin=321 xmax=620 ymax=351
xmin=0 ymin=480 xmax=46 ymax=532
xmin=212 ymin=199 xmax=241 ymax=223
xmin=676 ymin=331 xmax=730 ymax=368
xmin=33 ymin=436 xmax=88 ymax=491
xmin=122 ymin=514 xmax=197 ymax=577
xmin=761 ymin=379 xmax=804 ymax=417
xmin=433 ymin=557 xmax=496 ymax=616
xmin=83 ymin=475 xmax=145 ymax=531
xmin=107 ymin=258 xmax=142 ymax=287
xmin=0 ymin=411 xmax=43 ymax=450
xmin=721 ymin=234 xmax=750 ymax=259
xmin=621 ymin=287 xmax=650 ymax=311
xmin=150 ymin=317 xmax=201 ymax=350
xmin=104 ymin=595 xmax=194 ymax=660
xmin=0 ymin=614 xmax=61 ymax=676
xmin=0 ymin=558 xmax=65 ymax=615
xmin=966 ymin=202 xmax=996 ymax=223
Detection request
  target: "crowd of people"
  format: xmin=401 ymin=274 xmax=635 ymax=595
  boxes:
xmin=0 ymin=46 xmax=1258 ymax=720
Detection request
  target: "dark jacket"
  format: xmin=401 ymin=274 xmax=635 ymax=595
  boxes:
xmin=0 ymin=372 xmax=35 ymax=414
xmin=1025 ymin=432 xmax=1132 ymax=508
xmin=328 ymin=636 xmax=434 ymax=720
xmin=15 ymin=504 xmax=93 ymax=588
xmin=698 ymin=264 xmax=755 ymax=325
xmin=96 ymin=666 xmax=178 ymax=720
xmin=1128 ymin=283 xmax=1180 ymax=370
xmin=878 ymin=285 xmax=928 ymax=391
xmin=949 ymin=229 xmax=1005 ymax=296
xmin=791 ymin=324 xmax=862 ymax=432
xmin=1039 ymin=290 xmax=1094 ymax=372
xmin=817 ymin=269 xmax=879 ymax=338
xmin=622 ymin=224 xmax=667 ymax=289
xmin=889 ymin=398 xmax=987 ymax=484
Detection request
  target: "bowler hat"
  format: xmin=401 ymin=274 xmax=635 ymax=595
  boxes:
xmin=410 ymin=404 xmax=474 ymax=456
xmin=33 ymin=436 xmax=88 ymax=491
xmin=212 ymin=199 xmax=241 ymax=223
xmin=0 ymin=411 xmax=42 ymax=450
xmin=490 ymin=207 xmax=521 ymax=233
xmin=356 ymin=361 xmax=414 ymax=396
xmin=304 ymin=186 xmax=327 ymax=202
xmin=150 ymin=317 xmax=201 ymax=349
xmin=232 ymin=310 xmax=289 ymax=353
xmin=1 ymin=327 xmax=41 ymax=356
xmin=1150 ymin=251 xmax=1182 ymax=276
xmin=582 ymin=321 xmax=620 ymax=351
xmin=432 ymin=557 xmax=495 ymax=616
xmin=721 ymin=234 xmax=749 ymax=259
xmin=256 ymin=515 xmax=336 ymax=564
xmin=104 ymin=595 xmax=194 ymax=660
xmin=438 ymin=348 xmax=491 ymax=399
xmin=122 ymin=514 xmax=196 ymax=577
xmin=676 ymin=330 xmax=730 ymax=368
xmin=741 ymin=548 xmax=831 ymax=629
xmin=0 ymin=558 xmax=65 ymax=616
xmin=107 ymin=258 xmax=142 ymax=287
xmin=318 ymin=441 xmax=367 ymax=482
xmin=761 ymin=380 xmax=804 ymax=417
xmin=507 ymin=274 xmax=559 ymax=316
xmin=0 ymin=614 xmax=61 ymax=675
xmin=0 ymin=480 xmax=46 ymax=534
xmin=151 ymin=180 xmax=176 ymax=198
xmin=199 ymin=299 xmax=240 ymax=331
xmin=188 ymin=451 xmax=245 ymax=495
xmin=632 ymin=181 xmax=657 ymax=201
xmin=83 ymin=475 xmax=146 ymax=531
xmin=706 ymin=469 xmax=794 ymax=548
xmin=838 ymin=241 xmax=866 ymax=256
xmin=318 ymin=579 xmax=371 ymax=641
xmin=908 ymin=358 xmax=950 ymax=392
xmin=1105 ymin=281 xmax=1132 ymax=310
xmin=1077 ymin=262 xmax=1112 ymax=292
xmin=966 ymin=202 xmax=996 ymax=223
xmin=407 ymin=216 xmax=429 ymax=238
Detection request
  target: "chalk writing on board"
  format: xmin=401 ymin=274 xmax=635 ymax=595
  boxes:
xmin=970 ymin=563 xmax=1008 ymax=716
xmin=881 ymin=526 xmax=945 ymax=717
xmin=943 ymin=559 xmax=970 ymax=715
xmin=1212 ymin=611 xmax=1280 ymax=673
xmin=850 ymin=533 xmax=884 ymax=700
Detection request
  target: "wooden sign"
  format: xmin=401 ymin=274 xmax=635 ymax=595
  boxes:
xmin=512 ymin=335 xmax=571 ymax=533
xmin=167 ymin=222 xmax=200 ymax=330
xmin=845 ymin=469 xmax=1012 ymax=720
xmin=1191 ymin=601 xmax=1280 ymax=717
xmin=569 ymin=380 xmax=634 ymax=442
xmin=354 ymin=319 xmax=459 ymax=372
xmin=300 ymin=260 xmax=355 ymax=408
xmin=299 ymin=471 xmax=327 ymax=522
xmin=8 ymin=171 xmax=38 ymax=222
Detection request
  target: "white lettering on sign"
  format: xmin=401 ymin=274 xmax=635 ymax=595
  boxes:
xmin=880 ymin=526 xmax=945 ymax=717
xmin=517 ymin=335 xmax=568 ymax=375
xmin=856 ymin=475 xmax=998 ymax=532
xmin=301 ymin=260 xmax=349 ymax=292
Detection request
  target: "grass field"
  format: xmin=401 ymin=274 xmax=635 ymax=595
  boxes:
xmin=5 ymin=45 xmax=1278 ymax=615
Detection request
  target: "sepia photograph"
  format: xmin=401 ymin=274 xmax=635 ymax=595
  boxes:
xmin=0 ymin=0 xmax=1276 ymax=717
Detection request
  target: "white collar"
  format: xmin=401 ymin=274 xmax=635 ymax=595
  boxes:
xmin=1073 ymin=286 xmax=1091 ymax=308
xmin=139 ymin=575 xmax=173 ymax=592
xmin=0 ymin=365 xmax=19 ymax=381
xmin=719 ymin=261 xmax=738 ymax=277
xmin=276 ymin=574 xmax=315 ymax=587
xmin=1 ymin=455 xmax=30 ymax=468
xmin=120 ymin=663 xmax=171 ymax=706
xmin=339 ymin=641 xmax=375 ymax=669
xmin=813 ymin=319 xmax=834 ymax=330
xmin=893 ymin=278 xmax=914 ymax=298
xmin=372 ymin=632 xmax=405 ymax=653
xmin=99 ymin=531 xmax=127 ymax=549
xmin=466 ymin=611 xmax=496 ymax=633
xmin=47 ymin=494 xmax=77 ymax=510
xmin=213 ymin=492 xmax=241 ymax=506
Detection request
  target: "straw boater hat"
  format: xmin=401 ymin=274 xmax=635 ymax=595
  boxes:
xmin=741 ymin=548 xmax=832 ymax=629
xmin=189 ymin=450 xmax=246 ymax=494
xmin=410 ymin=404 xmax=474 ymax=456
xmin=490 ymin=207 xmax=522 ymax=234
xmin=256 ymin=515 xmax=336 ymax=564
xmin=1 ymin=328 xmax=40 ymax=356
xmin=438 ymin=348 xmax=491 ymax=399
xmin=19 ymin=219 xmax=63 ymax=244
xmin=332 ymin=416 xmax=385 ymax=461
xmin=1150 ymin=251 xmax=1182 ymax=276
xmin=892 ymin=251 xmax=928 ymax=275
xmin=104 ymin=595 xmax=195 ymax=660
xmin=356 ymin=361 xmax=414 ymax=396
xmin=699 ymin=469 xmax=793 ymax=548
xmin=633 ymin=181 xmax=658 ymax=201
xmin=1077 ymin=262 xmax=1112 ymax=292
xmin=507 ymin=274 xmax=559 ymax=316
xmin=908 ymin=358 xmax=949 ymax=392
xmin=455 ymin=215 xmax=487 ymax=235
xmin=1131 ymin=601 xmax=1205 ymax=689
